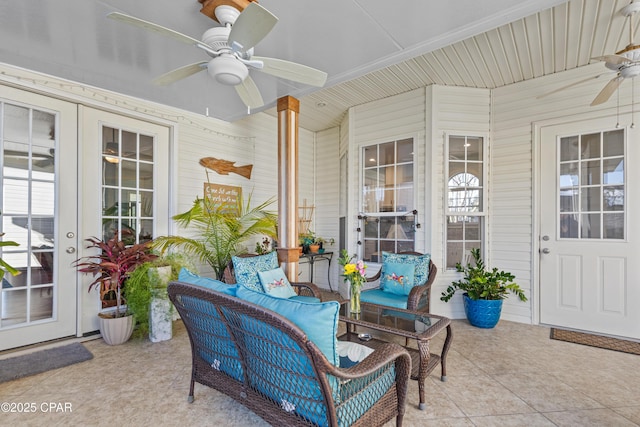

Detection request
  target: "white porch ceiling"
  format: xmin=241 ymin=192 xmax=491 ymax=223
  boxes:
xmin=0 ymin=0 xmax=634 ymax=132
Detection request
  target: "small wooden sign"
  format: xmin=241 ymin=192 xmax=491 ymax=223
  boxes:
xmin=204 ymin=183 xmax=242 ymax=213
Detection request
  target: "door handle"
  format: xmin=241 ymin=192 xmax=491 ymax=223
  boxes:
xmin=66 ymin=247 xmax=76 ymax=254
xmin=541 ymin=248 xmax=550 ymax=254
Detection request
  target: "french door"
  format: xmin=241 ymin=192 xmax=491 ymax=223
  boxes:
xmin=0 ymin=86 xmax=78 ymax=350
xmin=539 ymin=116 xmax=640 ymax=340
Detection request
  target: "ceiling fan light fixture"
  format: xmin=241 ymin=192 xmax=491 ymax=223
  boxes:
xmin=207 ymin=55 xmax=248 ymax=85
xmin=201 ymin=26 xmax=230 ymax=51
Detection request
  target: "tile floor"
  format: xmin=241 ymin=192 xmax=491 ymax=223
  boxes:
xmin=1 ymin=317 xmax=639 ymax=426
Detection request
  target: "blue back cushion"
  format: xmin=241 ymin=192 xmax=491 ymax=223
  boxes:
xmin=178 ymin=268 xmax=237 ymax=296
xmin=236 ymin=285 xmax=339 ymax=366
xmin=382 ymin=252 xmax=431 ymax=288
xmin=380 ymin=262 xmax=415 ymax=296
xmin=258 ymin=267 xmax=297 ymax=299
xmin=232 ymin=252 xmax=279 ymax=291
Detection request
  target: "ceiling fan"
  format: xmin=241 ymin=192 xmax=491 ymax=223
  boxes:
xmin=107 ymin=1 xmax=328 ymax=109
xmin=540 ymin=1 xmax=640 ymax=106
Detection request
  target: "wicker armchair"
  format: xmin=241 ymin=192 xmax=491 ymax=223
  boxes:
xmin=223 ymin=253 xmax=322 ymax=300
xmin=168 ymin=281 xmax=412 ymax=427
xmin=361 ymin=251 xmax=437 ymax=312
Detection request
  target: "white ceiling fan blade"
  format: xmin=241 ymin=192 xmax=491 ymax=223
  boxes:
xmin=591 ymin=76 xmax=624 ymax=106
xmin=235 ymin=76 xmax=264 ymax=109
xmin=536 ymin=72 xmax=612 ymax=99
xmin=591 ymin=54 xmax=631 ymax=65
xmin=252 ymin=56 xmax=328 ymax=87
xmin=107 ymin=12 xmax=203 ymax=46
xmin=228 ymin=3 xmax=278 ymax=52
xmin=152 ymin=62 xmax=208 ymax=85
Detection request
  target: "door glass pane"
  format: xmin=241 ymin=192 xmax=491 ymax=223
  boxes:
xmin=1 ymin=103 xmax=56 ymax=328
xmin=558 ymin=130 xmax=624 ymax=240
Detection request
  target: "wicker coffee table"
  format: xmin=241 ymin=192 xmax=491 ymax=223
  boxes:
xmin=338 ymin=301 xmax=452 ymax=410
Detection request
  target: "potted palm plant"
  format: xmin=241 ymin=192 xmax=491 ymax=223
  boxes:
xmin=74 ymin=236 xmax=157 ymax=344
xmin=152 ymin=193 xmax=277 ymax=281
xmin=440 ymin=248 xmax=527 ymax=328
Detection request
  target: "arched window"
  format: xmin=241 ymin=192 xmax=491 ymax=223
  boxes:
xmin=445 ymin=135 xmax=485 ymax=269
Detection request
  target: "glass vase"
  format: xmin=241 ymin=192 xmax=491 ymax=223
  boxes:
xmin=350 ymin=285 xmax=361 ymax=314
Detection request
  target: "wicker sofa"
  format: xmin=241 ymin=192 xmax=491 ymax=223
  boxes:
xmin=168 ymin=280 xmax=412 ymax=426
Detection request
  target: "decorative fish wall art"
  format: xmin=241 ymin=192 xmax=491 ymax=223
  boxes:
xmin=199 ymin=157 xmax=253 ymax=180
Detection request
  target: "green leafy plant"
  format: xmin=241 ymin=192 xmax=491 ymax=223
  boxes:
xmin=0 ymin=210 xmax=20 ymax=281
xmin=152 ymin=193 xmax=277 ymax=280
xmin=254 ymin=237 xmax=273 ymax=255
xmin=440 ymin=248 xmax=527 ymax=302
xmin=125 ymin=252 xmax=193 ymax=337
xmin=74 ymin=236 xmax=158 ymax=317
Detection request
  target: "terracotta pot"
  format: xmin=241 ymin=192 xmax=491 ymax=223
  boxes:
xmin=309 ymin=244 xmax=320 ymax=253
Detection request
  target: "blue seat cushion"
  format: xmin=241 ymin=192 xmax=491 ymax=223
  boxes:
xmin=360 ymin=288 xmax=408 ymax=309
xmin=290 ymin=295 xmax=321 ymax=303
xmin=232 ymin=252 xmax=279 ymax=291
xmin=236 ymin=285 xmax=340 ymax=366
xmin=178 ymin=268 xmax=237 ymax=296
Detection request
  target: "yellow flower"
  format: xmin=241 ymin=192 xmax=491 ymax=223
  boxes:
xmin=343 ymin=263 xmax=356 ymax=275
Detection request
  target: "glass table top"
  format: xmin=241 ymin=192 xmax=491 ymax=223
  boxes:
xmin=339 ymin=301 xmax=449 ymax=338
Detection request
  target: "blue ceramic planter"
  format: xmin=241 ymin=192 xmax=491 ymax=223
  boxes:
xmin=463 ymin=293 xmax=503 ymax=328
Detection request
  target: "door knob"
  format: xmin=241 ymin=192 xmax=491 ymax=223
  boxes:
xmin=66 ymin=247 xmax=76 ymax=254
xmin=541 ymin=248 xmax=550 ymax=254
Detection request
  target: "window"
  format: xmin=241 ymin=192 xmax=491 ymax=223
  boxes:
xmin=361 ymin=138 xmax=414 ymax=262
xmin=445 ymin=135 xmax=485 ymax=269
xmin=101 ymin=126 xmax=154 ymax=245
xmin=558 ymin=129 xmax=624 ymax=240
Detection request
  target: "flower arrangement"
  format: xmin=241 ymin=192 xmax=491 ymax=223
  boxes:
xmin=338 ymin=249 xmax=367 ymax=313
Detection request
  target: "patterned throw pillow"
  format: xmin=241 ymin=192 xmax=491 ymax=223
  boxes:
xmin=232 ymin=252 xmax=279 ymax=291
xmin=380 ymin=262 xmax=415 ymax=296
xmin=258 ymin=267 xmax=297 ymax=299
xmin=381 ymin=251 xmax=431 ymax=288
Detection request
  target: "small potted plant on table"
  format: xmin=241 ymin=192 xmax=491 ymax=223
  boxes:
xmin=440 ymin=248 xmax=527 ymax=328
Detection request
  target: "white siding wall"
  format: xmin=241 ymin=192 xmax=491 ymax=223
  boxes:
xmin=428 ymin=85 xmax=491 ymax=318
xmin=311 ymin=127 xmax=340 ymax=289
xmin=490 ymin=61 xmax=628 ymax=324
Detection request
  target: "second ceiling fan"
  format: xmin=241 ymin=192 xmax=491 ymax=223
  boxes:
xmin=108 ymin=1 xmax=327 ymax=109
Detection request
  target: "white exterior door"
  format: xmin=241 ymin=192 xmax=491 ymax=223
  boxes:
xmin=0 ymin=86 xmax=78 ymax=350
xmin=78 ymin=106 xmax=170 ymax=332
xmin=539 ymin=116 xmax=640 ymax=340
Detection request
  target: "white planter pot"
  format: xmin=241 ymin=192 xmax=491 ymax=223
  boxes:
xmin=98 ymin=313 xmax=134 ymax=345
xmin=149 ymin=265 xmax=173 ymax=343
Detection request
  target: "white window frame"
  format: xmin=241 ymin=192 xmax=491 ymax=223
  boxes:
xmin=444 ymin=132 xmax=488 ymax=270
xmin=359 ymin=136 xmax=416 ymax=263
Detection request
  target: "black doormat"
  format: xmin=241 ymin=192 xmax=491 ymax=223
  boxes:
xmin=0 ymin=343 xmax=93 ymax=383
xmin=550 ymin=328 xmax=640 ymax=356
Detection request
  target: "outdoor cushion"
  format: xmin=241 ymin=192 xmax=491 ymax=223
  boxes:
xmin=178 ymin=268 xmax=237 ymax=296
xmin=336 ymin=341 xmax=374 ymax=368
xmin=382 ymin=251 xmax=431 ymax=287
xmin=380 ymin=262 xmax=415 ymax=296
xmin=232 ymin=251 xmax=279 ymax=291
xmin=290 ymin=295 xmax=321 ymax=303
xmin=360 ymin=288 xmax=409 ymax=309
xmin=236 ymin=285 xmax=340 ymax=366
xmin=258 ymin=267 xmax=297 ymax=299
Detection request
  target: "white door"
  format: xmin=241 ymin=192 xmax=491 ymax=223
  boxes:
xmin=539 ymin=116 xmax=640 ymax=340
xmin=78 ymin=107 xmax=170 ymax=332
xmin=0 ymin=86 xmax=78 ymax=350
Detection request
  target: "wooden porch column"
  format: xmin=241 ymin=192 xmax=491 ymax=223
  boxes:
xmin=276 ymin=96 xmax=300 ymax=281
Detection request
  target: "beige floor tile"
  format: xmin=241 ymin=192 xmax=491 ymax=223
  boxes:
xmin=2 ymin=317 xmax=639 ymax=426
